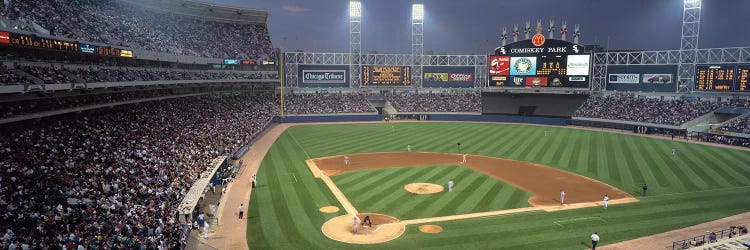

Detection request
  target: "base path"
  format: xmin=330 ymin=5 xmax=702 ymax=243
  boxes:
xmin=314 ymin=152 xmax=634 ymax=206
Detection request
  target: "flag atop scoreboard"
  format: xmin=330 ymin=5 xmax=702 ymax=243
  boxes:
xmin=489 ymin=35 xmax=590 ymax=88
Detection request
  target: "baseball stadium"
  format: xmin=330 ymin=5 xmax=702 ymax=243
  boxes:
xmin=1 ymin=0 xmax=750 ymax=249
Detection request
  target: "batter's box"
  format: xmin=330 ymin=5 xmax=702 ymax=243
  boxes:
xmin=285 ymin=173 xmax=298 ymax=183
xmin=553 ymin=217 xmax=606 ymax=228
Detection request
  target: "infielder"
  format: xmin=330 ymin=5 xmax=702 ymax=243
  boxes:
xmin=560 ymin=190 xmax=565 ymax=205
xmin=344 ymin=155 xmax=350 ymax=166
xmin=603 ymin=194 xmax=609 ymax=209
xmin=447 ymin=180 xmax=454 ymax=192
xmin=352 ymin=216 xmax=360 ymax=234
xmin=461 ymin=154 xmax=467 ymax=164
xmin=407 ymin=144 xmax=412 ymax=152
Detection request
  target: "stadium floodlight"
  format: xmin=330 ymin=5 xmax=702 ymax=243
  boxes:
xmin=349 ymin=1 xmax=361 ymax=18
xmin=412 ymin=4 xmax=424 ymax=21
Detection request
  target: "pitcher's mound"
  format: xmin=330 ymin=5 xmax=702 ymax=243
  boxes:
xmin=319 ymin=206 xmax=340 ymax=213
xmin=405 ymin=183 xmax=444 ymax=194
xmin=321 ymin=213 xmax=404 ymax=244
xmin=419 ymin=225 xmax=443 ymax=233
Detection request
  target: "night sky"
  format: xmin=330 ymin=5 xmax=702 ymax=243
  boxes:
xmin=205 ymin=0 xmax=750 ymax=54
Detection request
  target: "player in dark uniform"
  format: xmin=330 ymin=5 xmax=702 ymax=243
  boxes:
xmin=361 ymin=215 xmax=372 ymax=227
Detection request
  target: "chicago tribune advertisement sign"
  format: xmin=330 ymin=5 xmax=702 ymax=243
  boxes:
xmin=297 ymin=65 xmax=349 ymax=87
xmin=608 ymin=74 xmax=640 ymax=84
xmin=302 ymin=70 xmax=346 ymax=84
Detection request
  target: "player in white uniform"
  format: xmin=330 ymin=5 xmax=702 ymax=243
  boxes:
xmin=560 ymin=190 xmax=565 ymax=205
xmin=407 ymin=144 xmax=412 ymax=152
xmin=603 ymin=194 xmax=609 ymax=209
xmin=352 ymin=216 xmax=360 ymax=234
xmin=672 ymin=148 xmax=676 ymax=157
xmin=344 ymin=156 xmax=350 ymax=166
xmin=447 ymin=180 xmax=454 ymax=192
xmin=544 ymin=130 xmax=549 ymax=137
xmin=461 ymin=154 xmax=467 ymax=164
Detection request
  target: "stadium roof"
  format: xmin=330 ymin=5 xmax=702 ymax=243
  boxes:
xmin=120 ymin=0 xmax=268 ymax=24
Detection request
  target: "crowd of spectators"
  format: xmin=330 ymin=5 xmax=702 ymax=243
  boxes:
xmin=3 ymin=0 xmax=275 ymax=59
xmin=283 ymin=93 xmax=374 ymax=114
xmin=574 ymin=94 xmax=721 ymax=126
xmin=0 ymin=92 xmax=278 ymax=249
xmin=716 ymin=115 xmax=750 ymax=134
xmin=387 ymin=92 xmax=481 ymax=113
xmin=0 ymin=65 xmax=277 ymax=85
xmin=0 ymin=89 xmax=183 ymax=119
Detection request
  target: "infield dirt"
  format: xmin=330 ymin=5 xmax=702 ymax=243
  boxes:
xmin=314 ymin=152 xmax=632 ymax=206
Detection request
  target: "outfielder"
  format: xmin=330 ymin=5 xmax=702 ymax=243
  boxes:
xmin=407 ymin=144 xmax=412 ymax=152
xmin=671 ymin=148 xmax=676 ymax=157
xmin=344 ymin=155 xmax=350 ymax=166
xmin=544 ymin=130 xmax=549 ymax=137
xmin=448 ymin=180 xmax=454 ymax=192
xmin=603 ymin=194 xmax=609 ymax=209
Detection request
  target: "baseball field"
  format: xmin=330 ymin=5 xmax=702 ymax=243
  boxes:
xmin=245 ymin=122 xmax=750 ymax=249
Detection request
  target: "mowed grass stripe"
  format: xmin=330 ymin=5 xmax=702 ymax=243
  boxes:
xmin=395 ymin=166 xmax=472 ymax=219
xmin=348 ymin=167 xmax=432 ymax=205
xmin=603 ymin=133 xmax=625 ymax=186
xmin=565 ymin=129 xmax=588 ymax=171
xmin=701 ymin=146 xmax=750 ymax=184
xmin=514 ymin=128 xmax=548 ymax=161
xmin=368 ymin=166 xmax=457 ymax=214
xmin=414 ymin=168 xmax=484 ymax=219
xmin=433 ymin=170 xmax=490 ymax=216
xmin=628 ymin=136 xmax=676 ymax=189
xmin=497 ymin=126 xmax=538 ymax=157
xmin=678 ymin=143 xmax=739 ymax=187
xmin=458 ymin=175 xmax=504 ymax=213
xmin=644 ymin=139 xmax=704 ymax=190
xmin=476 ymin=125 xmax=525 ymax=156
xmin=586 ymin=131 xmax=602 ymax=177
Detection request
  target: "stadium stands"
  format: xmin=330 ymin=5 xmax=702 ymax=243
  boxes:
xmin=283 ymin=93 xmax=375 ymax=114
xmin=0 ymin=64 xmax=277 ymax=85
xmin=717 ymin=115 xmax=750 ymax=134
xmin=3 ymin=0 xmax=274 ymax=59
xmin=574 ymin=94 xmax=721 ymax=126
xmin=0 ymin=93 xmax=278 ymax=249
xmin=388 ymin=92 xmax=481 ymax=113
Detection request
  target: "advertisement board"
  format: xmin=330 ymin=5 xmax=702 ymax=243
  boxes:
xmin=119 ymin=49 xmax=133 ymax=58
xmin=509 ymin=57 xmax=537 ymax=75
xmin=525 ymin=77 xmax=548 ymax=87
xmin=0 ymin=31 xmax=9 ymax=44
xmin=362 ymin=65 xmax=411 ymax=86
xmin=422 ymin=66 xmax=475 ymax=88
xmin=566 ymin=55 xmax=590 ymax=76
xmin=641 ymin=74 xmax=672 ymax=84
xmin=489 ymin=56 xmax=510 ymax=76
xmin=79 ymin=43 xmax=97 ymax=53
xmin=297 ymin=65 xmax=349 ymax=87
xmin=608 ymin=74 xmax=640 ymax=84
xmin=607 ymin=65 xmax=678 ymax=92
xmin=224 ymin=59 xmax=239 ymax=65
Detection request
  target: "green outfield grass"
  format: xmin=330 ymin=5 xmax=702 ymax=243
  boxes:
xmin=332 ymin=165 xmax=533 ymax=220
xmin=246 ymin=122 xmax=750 ymax=249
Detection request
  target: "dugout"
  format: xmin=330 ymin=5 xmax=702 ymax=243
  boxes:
xmin=481 ymin=92 xmax=589 ymax=118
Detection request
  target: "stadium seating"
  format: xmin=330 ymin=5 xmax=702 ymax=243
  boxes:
xmin=2 ymin=0 xmax=274 ymax=59
xmin=0 ymin=93 xmax=278 ymax=249
xmin=574 ymin=94 xmax=721 ymax=126
xmin=283 ymin=93 xmax=375 ymax=114
xmin=387 ymin=93 xmax=481 ymax=113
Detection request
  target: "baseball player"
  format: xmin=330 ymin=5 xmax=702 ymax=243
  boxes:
xmin=461 ymin=154 xmax=467 ymax=164
xmin=344 ymin=156 xmax=350 ymax=166
xmin=448 ymin=180 xmax=454 ymax=192
xmin=603 ymin=194 xmax=609 ymax=209
xmin=544 ymin=130 xmax=549 ymax=137
xmin=642 ymin=183 xmax=648 ymax=196
xmin=252 ymin=175 xmax=256 ymax=188
xmin=361 ymin=215 xmax=372 ymax=227
xmin=407 ymin=144 xmax=412 ymax=152
xmin=560 ymin=190 xmax=565 ymax=205
xmin=591 ymin=232 xmax=600 ymax=250
xmin=352 ymin=216 xmax=360 ymax=234
xmin=671 ymin=148 xmax=676 ymax=157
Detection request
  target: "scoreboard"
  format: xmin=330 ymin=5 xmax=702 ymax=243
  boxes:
xmin=362 ymin=65 xmax=411 ymax=86
xmin=489 ymin=35 xmax=590 ymax=88
xmin=695 ymin=65 xmax=750 ymax=91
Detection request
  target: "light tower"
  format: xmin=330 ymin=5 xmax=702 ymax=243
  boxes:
xmin=677 ymin=0 xmax=701 ymax=92
xmin=412 ymin=4 xmax=424 ymax=88
xmin=349 ymin=1 xmax=362 ymax=87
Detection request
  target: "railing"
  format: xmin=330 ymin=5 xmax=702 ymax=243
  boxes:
xmin=671 ymin=227 xmax=744 ymax=250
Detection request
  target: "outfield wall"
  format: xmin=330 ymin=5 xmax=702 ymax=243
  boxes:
xmin=281 ymin=114 xmax=382 ymax=123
